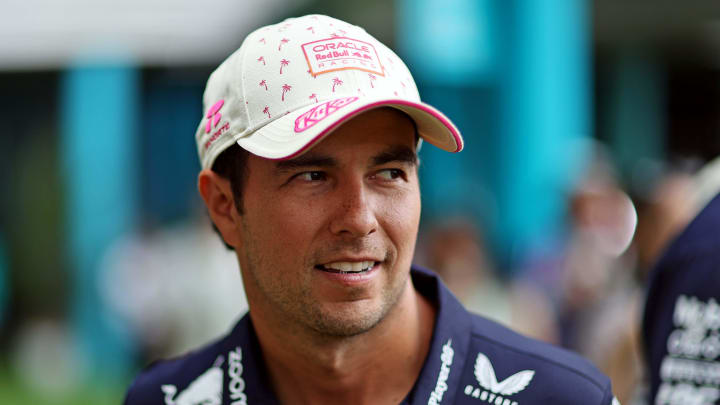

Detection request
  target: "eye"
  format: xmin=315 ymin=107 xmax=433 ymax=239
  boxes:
xmin=375 ymin=168 xmax=404 ymax=181
xmin=296 ymin=171 xmax=327 ymax=182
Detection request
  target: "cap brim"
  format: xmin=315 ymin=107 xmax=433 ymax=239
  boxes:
xmin=236 ymin=97 xmax=464 ymax=160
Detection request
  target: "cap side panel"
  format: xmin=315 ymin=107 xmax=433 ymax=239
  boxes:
xmin=236 ymin=34 xmax=252 ymax=147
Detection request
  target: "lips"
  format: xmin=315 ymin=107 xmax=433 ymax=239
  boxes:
xmin=316 ymin=260 xmax=377 ymax=274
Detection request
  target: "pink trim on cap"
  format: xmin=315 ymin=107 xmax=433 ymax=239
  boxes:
xmin=272 ymin=99 xmax=463 ymax=161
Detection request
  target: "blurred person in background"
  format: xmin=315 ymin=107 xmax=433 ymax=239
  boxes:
xmin=642 ymin=152 xmax=720 ymax=405
xmin=515 ymin=141 xmax=642 ymax=404
xmin=636 ymin=55 xmax=720 ymax=404
xmin=560 ymin=145 xmax=641 ymax=404
xmin=123 ymin=14 xmax=620 ymax=405
xmin=417 ymin=219 xmax=558 ymax=344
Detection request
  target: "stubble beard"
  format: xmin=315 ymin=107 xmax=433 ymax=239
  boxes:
xmin=240 ymin=229 xmax=409 ymax=339
xmin=301 ymin=270 xmax=409 ymax=338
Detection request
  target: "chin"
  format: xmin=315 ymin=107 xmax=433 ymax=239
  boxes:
xmin=307 ymin=282 xmax=408 ymax=338
xmin=309 ymin=314 xmax=383 ymax=338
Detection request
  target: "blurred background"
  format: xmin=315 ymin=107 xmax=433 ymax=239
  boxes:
xmin=2 ymin=0 xmax=720 ymax=403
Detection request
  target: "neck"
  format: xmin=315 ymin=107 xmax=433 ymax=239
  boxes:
xmin=250 ymin=276 xmax=436 ymax=405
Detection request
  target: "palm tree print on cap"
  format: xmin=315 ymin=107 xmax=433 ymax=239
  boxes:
xmin=278 ymin=38 xmax=289 ymax=51
xmin=281 ymin=84 xmax=292 ymax=101
xmin=280 ymin=59 xmax=289 ymax=74
xmin=309 ymin=93 xmax=318 ymax=103
xmin=259 ymin=80 xmax=268 ymax=91
xmin=332 ymin=77 xmax=343 ymax=92
xmin=368 ymin=74 xmax=376 ymax=88
xmin=257 ymin=56 xmax=265 ymax=65
xmin=263 ymin=106 xmax=271 ymax=118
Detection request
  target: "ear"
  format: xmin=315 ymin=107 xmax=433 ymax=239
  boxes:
xmin=198 ymin=169 xmax=242 ymax=248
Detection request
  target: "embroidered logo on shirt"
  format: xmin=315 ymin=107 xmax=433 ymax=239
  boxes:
xmin=161 ymin=356 xmax=224 ymax=405
xmin=463 ymin=352 xmax=535 ymax=405
xmin=428 ymin=339 xmax=454 ymax=405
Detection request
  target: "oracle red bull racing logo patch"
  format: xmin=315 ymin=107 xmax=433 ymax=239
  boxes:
xmin=294 ymin=96 xmax=358 ymax=132
xmin=302 ymin=37 xmax=384 ymax=77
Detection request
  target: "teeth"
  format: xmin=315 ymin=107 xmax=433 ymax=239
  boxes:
xmin=323 ymin=261 xmax=375 ymax=273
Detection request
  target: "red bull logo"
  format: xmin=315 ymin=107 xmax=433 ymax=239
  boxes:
xmin=302 ymin=37 xmax=384 ymax=77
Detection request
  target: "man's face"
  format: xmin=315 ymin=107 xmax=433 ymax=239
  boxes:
xmin=233 ymin=108 xmax=421 ymax=337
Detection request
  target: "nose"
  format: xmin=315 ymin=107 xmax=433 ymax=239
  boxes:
xmin=328 ymin=179 xmax=378 ymax=238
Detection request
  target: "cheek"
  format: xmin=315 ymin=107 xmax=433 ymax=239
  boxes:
xmin=243 ymin=193 xmax=321 ymax=255
xmin=382 ymin=189 xmax=421 ymax=252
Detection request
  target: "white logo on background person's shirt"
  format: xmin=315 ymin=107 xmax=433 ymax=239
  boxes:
xmin=463 ymin=352 xmax=535 ymax=405
xmin=161 ymin=356 xmax=224 ymax=405
xmin=655 ymin=295 xmax=720 ymax=404
xmin=428 ymin=339 xmax=454 ymax=404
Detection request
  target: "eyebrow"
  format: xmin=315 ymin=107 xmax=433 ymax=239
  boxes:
xmin=274 ymin=145 xmax=418 ymax=172
xmin=370 ymin=145 xmax=418 ymax=167
xmin=274 ymin=155 xmax=338 ymax=172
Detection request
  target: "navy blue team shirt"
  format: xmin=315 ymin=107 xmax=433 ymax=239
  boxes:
xmin=643 ymin=193 xmax=720 ymax=404
xmin=125 ymin=267 xmax=617 ymax=404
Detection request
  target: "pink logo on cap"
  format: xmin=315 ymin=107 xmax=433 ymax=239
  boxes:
xmin=203 ymin=99 xmax=230 ymax=149
xmin=294 ymin=96 xmax=358 ymax=133
xmin=205 ymin=100 xmax=224 ymax=133
xmin=302 ymin=37 xmax=384 ymax=77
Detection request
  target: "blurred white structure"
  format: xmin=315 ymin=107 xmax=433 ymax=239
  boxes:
xmin=100 ymin=218 xmax=248 ymax=358
xmin=1 ymin=0 xmax=309 ymax=70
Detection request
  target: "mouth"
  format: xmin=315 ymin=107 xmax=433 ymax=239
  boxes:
xmin=315 ymin=260 xmax=378 ymax=274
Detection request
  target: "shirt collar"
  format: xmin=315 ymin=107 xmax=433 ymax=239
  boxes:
xmin=223 ymin=266 xmax=473 ymax=405
xmin=407 ymin=266 xmax=473 ymax=405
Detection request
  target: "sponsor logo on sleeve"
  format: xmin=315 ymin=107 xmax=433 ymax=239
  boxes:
xmin=463 ymin=352 xmax=534 ymax=405
xmin=302 ymin=37 xmax=384 ymax=77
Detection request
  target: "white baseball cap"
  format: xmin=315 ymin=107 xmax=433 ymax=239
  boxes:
xmin=196 ymin=14 xmax=463 ymax=169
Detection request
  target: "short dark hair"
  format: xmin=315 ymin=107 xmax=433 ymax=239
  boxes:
xmin=209 ymin=144 xmax=250 ymax=250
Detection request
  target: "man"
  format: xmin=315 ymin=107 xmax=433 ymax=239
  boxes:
xmin=125 ymin=14 xmax=618 ymax=405
xmin=642 ymin=158 xmax=720 ymax=405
